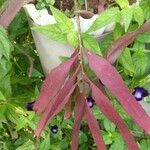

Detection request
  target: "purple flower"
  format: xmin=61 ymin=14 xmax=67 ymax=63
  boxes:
xmin=26 ymin=101 xmax=35 ymax=111
xmin=51 ymin=125 xmax=58 ymax=134
xmin=87 ymin=96 xmax=95 ymax=108
xmin=132 ymin=87 xmax=149 ymax=101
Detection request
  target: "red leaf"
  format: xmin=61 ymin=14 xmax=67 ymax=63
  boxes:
xmin=71 ymin=93 xmax=85 ymax=150
xmin=106 ymin=20 xmax=150 ymax=64
xmin=85 ymin=102 xmax=107 ymax=150
xmin=89 ymin=81 xmax=139 ymax=150
xmin=33 ymin=54 xmax=78 ymax=114
xmin=64 ymin=100 xmax=72 ymax=120
xmin=86 ymin=51 xmax=150 ymax=134
xmin=106 ymin=32 xmax=138 ymax=64
xmin=0 ymin=0 xmax=28 ymax=28
xmin=34 ymin=68 xmax=78 ymax=136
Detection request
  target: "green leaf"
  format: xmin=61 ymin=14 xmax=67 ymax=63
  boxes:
xmin=67 ymin=32 xmax=78 ymax=48
xmin=136 ymin=32 xmax=150 ymax=43
xmin=50 ymin=6 xmax=73 ymax=32
xmin=32 ymin=24 xmax=67 ymax=42
xmin=39 ymin=134 xmax=50 ymax=150
xmin=0 ymin=26 xmax=13 ymax=60
xmin=121 ymin=7 xmax=133 ymax=32
xmin=16 ymin=140 xmax=35 ymax=150
xmin=132 ymin=5 xmax=144 ymax=27
xmin=140 ymin=139 xmax=150 ymax=150
xmin=140 ymin=0 xmax=150 ymax=20
xmin=82 ymin=34 xmax=102 ymax=56
xmin=132 ymin=50 xmax=148 ymax=77
xmin=113 ymin=23 xmax=124 ymax=40
xmin=119 ymin=48 xmax=135 ymax=73
xmin=103 ymin=118 xmax=116 ymax=132
xmin=0 ymin=91 xmax=6 ymax=101
xmin=115 ymin=0 xmax=129 ymax=9
xmin=87 ymin=8 xmax=120 ymax=33
xmin=109 ymin=135 xmax=126 ymax=150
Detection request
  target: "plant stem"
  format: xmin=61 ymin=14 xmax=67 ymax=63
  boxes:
xmin=74 ymin=0 xmax=86 ymax=94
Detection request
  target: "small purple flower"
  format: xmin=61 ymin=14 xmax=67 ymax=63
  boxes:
xmin=132 ymin=87 xmax=149 ymax=101
xmin=87 ymin=96 xmax=95 ymax=108
xmin=51 ymin=125 xmax=58 ymax=134
xmin=26 ymin=101 xmax=35 ymax=111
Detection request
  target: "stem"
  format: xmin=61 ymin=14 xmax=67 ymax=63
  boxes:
xmin=85 ymin=0 xmax=88 ymax=11
xmin=74 ymin=0 xmax=86 ymax=94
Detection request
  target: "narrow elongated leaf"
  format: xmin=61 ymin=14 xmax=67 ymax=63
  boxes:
xmin=0 ymin=0 xmax=28 ymax=28
xmin=85 ymin=103 xmax=107 ymax=150
xmin=106 ymin=31 xmax=138 ymax=64
xmin=71 ymin=93 xmax=85 ymax=150
xmin=64 ymin=100 xmax=71 ymax=119
xmin=86 ymin=51 xmax=150 ymax=134
xmin=106 ymin=20 xmax=150 ymax=64
xmin=33 ymin=54 xmax=78 ymax=113
xmin=89 ymin=81 xmax=139 ymax=150
xmin=35 ymin=69 xmax=78 ymax=136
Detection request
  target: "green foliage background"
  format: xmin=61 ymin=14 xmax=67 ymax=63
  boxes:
xmin=0 ymin=0 xmax=150 ymax=149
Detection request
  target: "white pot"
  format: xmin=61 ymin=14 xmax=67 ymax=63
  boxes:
xmin=23 ymin=4 xmax=115 ymax=75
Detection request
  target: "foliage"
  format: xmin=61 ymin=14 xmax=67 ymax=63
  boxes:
xmin=0 ymin=0 xmax=150 ymax=149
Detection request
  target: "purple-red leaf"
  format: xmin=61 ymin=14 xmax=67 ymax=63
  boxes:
xmin=0 ymin=0 xmax=32 ymax=28
xmin=71 ymin=93 xmax=85 ymax=150
xmin=34 ymin=68 xmax=78 ymax=136
xmin=33 ymin=54 xmax=78 ymax=114
xmin=106 ymin=32 xmax=138 ymax=64
xmin=89 ymin=81 xmax=139 ymax=150
xmin=106 ymin=20 xmax=150 ymax=64
xmin=85 ymin=102 xmax=107 ymax=150
xmin=64 ymin=100 xmax=71 ymax=119
xmin=86 ymin=51 xmax=150 ymax=134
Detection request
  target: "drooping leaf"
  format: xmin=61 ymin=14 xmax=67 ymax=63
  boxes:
xmin=106 ymin=20 xmax=150 ymax=64
xmin=115 ymin=0 xmax=129 ymax=9
xmin=33 ymin=54 xmax=78 ymax=114
xmin=71 ymin=93 xmax=85 ymax=150
xmin=89 ymin=80 xmax=139 ymax=150
xmin=85 ymin=103 xmax=107 ymax=150
xmin=32 ymin=24 xmax=67 ymax=43
xmin=86 ymin=51 xmax=150 ymax=134
xmin=82 ymin=33 xmax=102 ymax=56
xmin=121 ymin=7 xmax=133 ymax=32
xmin=87 ymin=7 xmax=120 ymax=33
xmin=35 ymin=68 xmax=79 ymax=136
xmin=50 ymin=6 xmax=73 ymax=32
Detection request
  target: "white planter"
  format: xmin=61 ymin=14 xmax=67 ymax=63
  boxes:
xmin=23 ymin=4 xmax=115 ymax=75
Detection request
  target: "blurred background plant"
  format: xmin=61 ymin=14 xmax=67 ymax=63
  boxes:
xmin=0 ymin=0 xmax=150 ymax=149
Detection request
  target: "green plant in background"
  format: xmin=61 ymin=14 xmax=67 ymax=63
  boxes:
xmin=0 ymin=0 xmax=150 ymax=149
